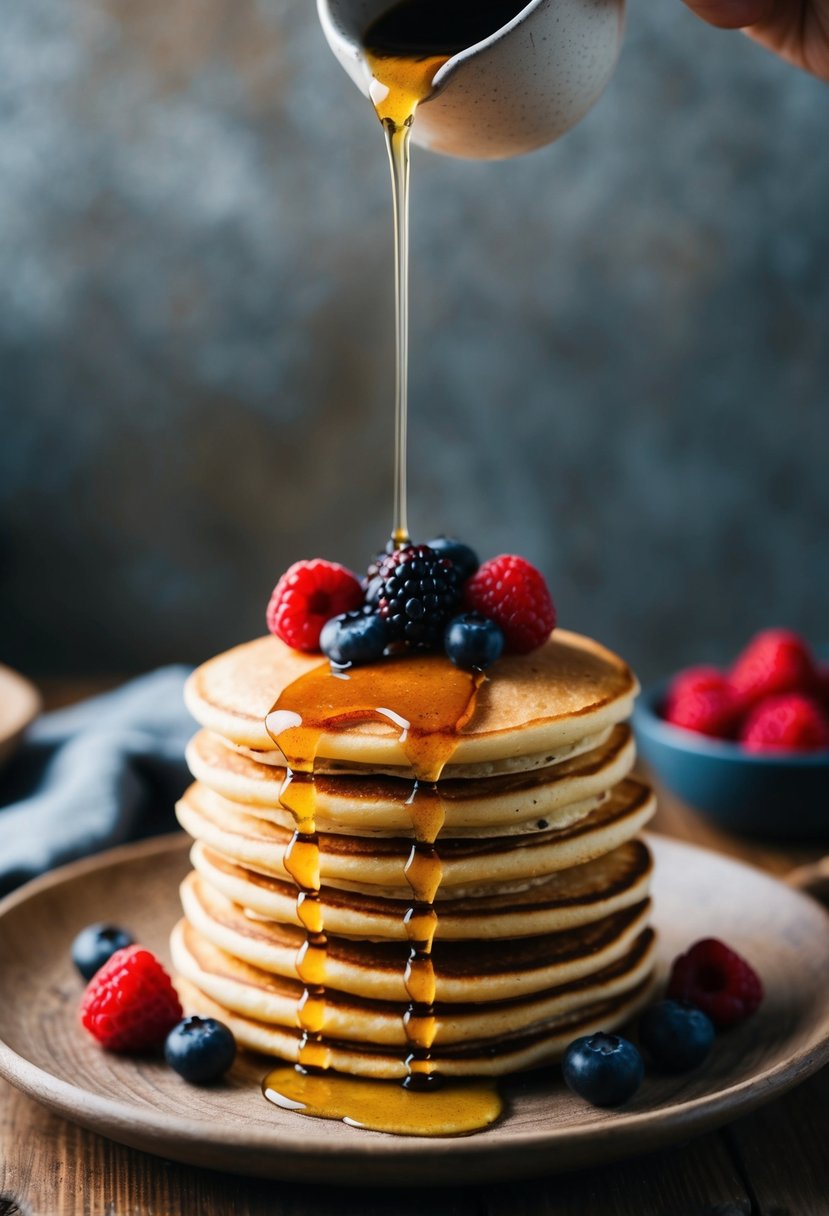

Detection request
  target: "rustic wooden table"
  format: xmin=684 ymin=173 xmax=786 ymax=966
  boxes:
xmin=1 ymin=683 xmax=827 ymax=1216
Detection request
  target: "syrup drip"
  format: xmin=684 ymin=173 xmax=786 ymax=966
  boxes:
xmin=263 ymin=655 xmax=504 ymax=1134
xmin=401 ymin=782 xmax=445 ymax=1088
xmin=277 ymin=769 xmax=331 ymax=1072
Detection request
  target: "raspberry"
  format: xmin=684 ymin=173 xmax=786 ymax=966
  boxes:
xmin=80 ymin=945 xmax=183 ymax=1052
xmin=729 ymin=629 xmax=816 ymax=711
xmin=667 ymin=938 xmax=763 ymax=1029
xmin=740 ymin=693 xmax=829 ymax=753
xmin=365 ymin=544 xmax=461 ymax=648
xmin=266 ymin=559 xmax=363 ymax=652
xmin=663 ymin=667 xmax=739 ymax=738
xmin=463 ymin=555 xmax=555 ymax=653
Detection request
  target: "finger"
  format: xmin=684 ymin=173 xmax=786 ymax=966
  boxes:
xmin=679 ymin=0 xmax=776 ymax=29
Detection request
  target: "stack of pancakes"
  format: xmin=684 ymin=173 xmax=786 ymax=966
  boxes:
xmin=172 ymin=628 xmax=657 ymax=1078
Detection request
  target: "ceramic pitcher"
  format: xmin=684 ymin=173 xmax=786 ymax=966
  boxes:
xmin=317 ymin=0 xmax=626 ymax=159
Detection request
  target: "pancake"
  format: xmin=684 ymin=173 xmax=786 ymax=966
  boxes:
xmin=180 ymin=870 xmax=653 ymax=1003
xmin=175 ymin=623 xmax=656 ymax=1090
xmin=184 ymin=630 xmax=638 ymax=771
xmin=171 ymin=918 xmax=656 ymax=1047
xmin=185 ymin=723 xmax=636 ymax=833
xmin=176 ymin=778 xmax=655 ymax=895
xmin=189 ymin=836 xmax=654 ymax=940
xmin=226 ymin=728 xmax=614 ymax=780
xmin=175 ymin=975 xmax=657 ymax=1079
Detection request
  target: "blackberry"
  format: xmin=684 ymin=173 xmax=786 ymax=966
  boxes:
xmin=365 ymin=544 xmax=461 ymax=648
xmin=364 ymin=538 xmax=397 ymax=588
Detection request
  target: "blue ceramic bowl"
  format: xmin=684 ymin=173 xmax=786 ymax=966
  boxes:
xmin=633 ymin=678 xmax=829 ymax=842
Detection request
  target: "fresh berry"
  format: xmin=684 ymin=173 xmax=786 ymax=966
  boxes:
xmin=365 ymin=544 xmax=462 ymax=648
xmin=663 ymin=666 xmax=739 ymax=738
xmin=80 ymin=946 xmax=183 ymax=1052
xmin=562 ymin=1032 xmax=644 ymax=1107
xmin=667 ymin=938 xmax=763 ymax=1029
xmin=463 ymin=555 xmax=555 ymax=653
xmin=729 ymin=629 xmax=816 ymax=711
xmin=740 ymin=693 xmax=829 ymax=753
xmin=638 ymin=1000 xmax=715 ymax=1072
xmin=425 ymin=537 xmax=480 ymax=583
xmin=320 ymin=610 xmax=388 ymax=666
xmin=164 ymin=1016 xmax=237 ymax=1083
xmin=364 ymin=539 xmax=397 ymax=587
xmin=266 ymin=559 xmax=363 ymax=653
xmin=444 ymin=613 xmax=504 ymax=671
xmin=71 ymin=923 xmax=134 ymax=982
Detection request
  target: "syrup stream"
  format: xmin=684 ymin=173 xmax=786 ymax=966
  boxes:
xmin=386 ymin=121 xmax=411 ymax=550
xmin=365 ymin=48 xmax=451 ymax=549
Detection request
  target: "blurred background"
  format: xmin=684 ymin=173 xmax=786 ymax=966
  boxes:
xmin=1 ymin=0 xmax=828 ymax=684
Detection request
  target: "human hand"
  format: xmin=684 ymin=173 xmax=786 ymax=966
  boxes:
xmin=680 ymin=0 xmax=829 ymax=82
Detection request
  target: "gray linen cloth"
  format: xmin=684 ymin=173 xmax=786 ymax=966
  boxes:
xmin=0 ymin=668 xmax=193 ymax=895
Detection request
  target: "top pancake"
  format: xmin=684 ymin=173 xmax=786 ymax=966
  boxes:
xmin=184 ymin=629 xmax=638 ymax=772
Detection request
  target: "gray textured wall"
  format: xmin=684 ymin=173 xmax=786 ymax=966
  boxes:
xmin=2 ymin=0 xmax=828 ymax=682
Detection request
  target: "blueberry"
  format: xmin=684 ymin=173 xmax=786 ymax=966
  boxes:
xmin=164 ymin=1016 xmax=236 ymax=1083
xmin=320 ymin=611 xmax=388 ymax=666
xmin=71 ymin=923 xmax=134 ymax=981
xmin=562 ymin=1032 xmax=644 ymax=1107
xmin=639 ymin=1000 xmax=715 ymax=1073
xmin=444 ymin=613 xmax=504 ymax=671
xmin=425 ymin=536 xmax=479 ymax=583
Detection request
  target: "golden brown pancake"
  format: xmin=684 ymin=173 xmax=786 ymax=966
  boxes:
xmin=176 ymin=777 xmax=655 ymax=895
xmin=189 ymin=836 xmax=654 ymax=940
xmin=174 ymin=975 xmax=657 ymax=1078
xmin=180 ymin=870 xmax=653 ymax=1003
xmin=185 ymin=724 xmax=636 ymax=832
xmin=171 ymin=918 xmax=656 ymax=1047
xmin=184 ymin=630 xmax=638 ymax=771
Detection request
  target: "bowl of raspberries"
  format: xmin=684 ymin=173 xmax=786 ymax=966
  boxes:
xmin=634 ymin=629 xmax=829 ymax=841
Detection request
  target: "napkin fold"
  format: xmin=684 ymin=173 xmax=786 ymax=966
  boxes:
xmin=0 ymin=668 xmax=193 ymax=896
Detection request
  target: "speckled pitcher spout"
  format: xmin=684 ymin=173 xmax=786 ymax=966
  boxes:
xmin=317 ymin=0 xmax=626 ymax=159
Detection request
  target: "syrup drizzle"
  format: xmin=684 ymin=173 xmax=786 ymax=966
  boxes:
xmin=363 ymin=42 xmax=452 ymax=548
xmin=263 ymin=656 xmax=504 ymax=1134
xmin=401 ymin=782 xmax=445 ymax=1088
xmin=277 ymin=769 xmax=331 ymax=1073
xmin=363 ymin=0 xmax=529 ymax=548
xmin=260 ymin=0 xmax=528 ymax=1137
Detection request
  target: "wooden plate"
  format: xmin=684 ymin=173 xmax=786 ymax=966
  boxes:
xmin=0 ymin=664 xmax=40 ymax=769
xmin=0 ymin=832 xmax=828 ymax=1184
